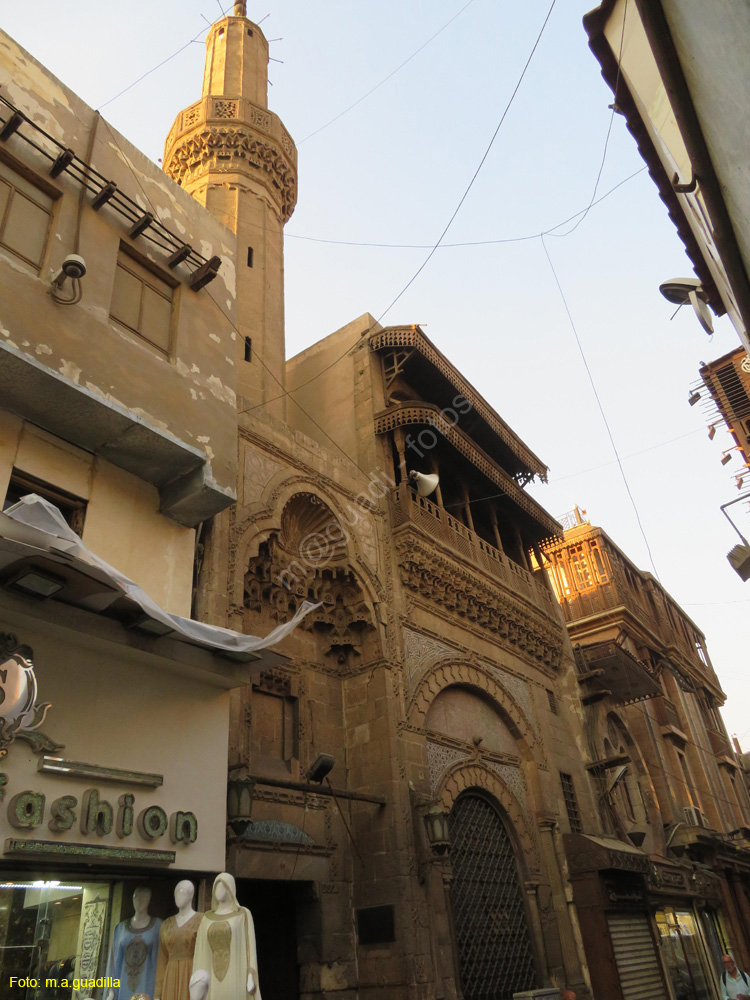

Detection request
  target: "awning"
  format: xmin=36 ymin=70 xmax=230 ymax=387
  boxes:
xmin=0 ymin=494 xmax=317 ymax=662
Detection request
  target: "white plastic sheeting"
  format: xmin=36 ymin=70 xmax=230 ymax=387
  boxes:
xmin=0 ymin=494 xmax=317 ymax=656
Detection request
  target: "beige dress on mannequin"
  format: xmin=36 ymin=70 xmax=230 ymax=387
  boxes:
xmin=154 ymin=912 xmax=203 ymax=1000
xmin=192 ymin=874 xmax=261 ymax=1000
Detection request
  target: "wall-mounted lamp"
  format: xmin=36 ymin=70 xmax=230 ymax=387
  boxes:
xmin=307 ymin=753 xmax=335 ymax=783
xmin=5 ymin=566 xmax=66 ymax=600
xmin=688 ymin=391 xmax=701 ymax=407
xmin=423 ymin=806 xmax=450 ymax=855
xmin=721 ymin=452 xmax=733 ymax=466
xmin=127 ymin=614 xmax=174 ymax=637
xmin=708 ymin=424 xmax=717 ymax=440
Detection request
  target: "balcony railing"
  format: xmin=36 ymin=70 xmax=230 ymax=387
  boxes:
xmin=390 ymin=483 xmax=554 ymax=610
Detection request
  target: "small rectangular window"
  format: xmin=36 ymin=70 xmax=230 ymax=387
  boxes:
xmin=247 ymin=246 xmax=254 ymax=267
xmin=546 ymin=689 xmax=558 ymax=714
xmin=244 ymin=336 xmax=252 ymax=362
xmin=0 ymin=159 xmax=54 ymax=269
xmin=4 ymin=470 xmax=86 ymax=536
xmin=357 ymin=905 xmax=395 ymax=945
xmin=560 ymin=772 xmax=582 ymax=833
xmin=110 ymin=249 xmax=175 ymax=354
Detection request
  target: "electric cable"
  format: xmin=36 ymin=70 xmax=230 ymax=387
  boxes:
xmin=541 ymin=233 xmax=662 ymax=582
xmin=239 ymin=0 xmax=558 ymax=417
xmin=298 ymin=0 xmax=479 ymax=144
xmin=283 ymin=166 xmax=647 ymax=249
xmin=547 ymin=0 xmax=629 ymax=239
xmin=96 ymin=4 xmax=234 ymax=111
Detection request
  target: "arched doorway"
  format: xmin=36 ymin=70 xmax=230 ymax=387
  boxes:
xmin=450 ymin=791 xmax=537 ymax=1000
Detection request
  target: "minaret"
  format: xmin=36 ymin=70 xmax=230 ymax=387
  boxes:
xmin=164 ymin=1 xmax=297 ymax=417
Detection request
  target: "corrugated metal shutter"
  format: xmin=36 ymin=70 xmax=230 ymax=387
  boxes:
xmin=607 ymin=913 xmax=666 ymax=1000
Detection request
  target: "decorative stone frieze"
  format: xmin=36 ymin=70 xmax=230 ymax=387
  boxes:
xmin=164 ymin=126 xmax=297 ymax=221
xmin=426 ymin=740 xmax=470 ymax=794
xmin=395 ymin=534 xmax=563 ymax=670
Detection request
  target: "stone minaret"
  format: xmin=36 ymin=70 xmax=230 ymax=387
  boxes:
xmin=164 ymin=1 xmax=297 ymax=417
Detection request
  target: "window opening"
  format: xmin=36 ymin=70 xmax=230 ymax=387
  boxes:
xmin=0 ymin=159 xmax=54 ymax=270
xmin=244 ymin=336 xmax=252 ymax=362
xmin=560 ymin=772 xmax=582 ymax=833
xmin=110 ymin=249 xmax=175 ymax=354
xmin=4 ymin=470 xmax=86 ymax=536
xmin=247 ymin=246 xmax=253 ymax=267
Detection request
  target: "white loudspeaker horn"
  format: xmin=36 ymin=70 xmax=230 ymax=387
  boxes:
xmin=408 ymin=471 xmax=439 ymax=497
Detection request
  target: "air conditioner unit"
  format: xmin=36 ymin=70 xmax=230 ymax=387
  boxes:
xmin=684 ymin=806 xmax=706 ymax=828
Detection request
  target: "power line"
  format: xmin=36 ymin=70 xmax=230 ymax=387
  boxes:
xmin=283 ymin=166 xmax=646 ymax=249
xmin=298 ymin=0 xmax=479 ymax=144
xmin=96 ymin=6 xmax=233 ymax=111
xmin=547 ymin=0 xmax=629 ymax=239
xmin=541 ymin=233 xmax=662 ymax=582
xmin=240 ymin=0 xmax=558 ymax=417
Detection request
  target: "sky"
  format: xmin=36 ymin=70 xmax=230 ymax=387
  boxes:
xmin=3 ymin=1 xmax=748 ymax=742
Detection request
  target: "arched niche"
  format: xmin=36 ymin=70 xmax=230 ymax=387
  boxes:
xmin=425 ymin=686 xmax=519 ymax=758
xmin=242 ymin=491 xmax=380 ymax=668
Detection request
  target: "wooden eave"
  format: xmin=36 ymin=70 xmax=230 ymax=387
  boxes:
xmin=370 ymin=325 xmax=549 ymax=481
xmin=374 ymin=400 xmax=561 ymax=539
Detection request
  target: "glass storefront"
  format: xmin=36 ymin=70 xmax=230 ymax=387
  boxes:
xmin=656 ymin=909 xmax=715 ymax=1000
xmin=0 ymin=875 xmax=183 ymax=1000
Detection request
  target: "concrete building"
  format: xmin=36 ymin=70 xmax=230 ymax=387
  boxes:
xmin=540 ymin=511 xmax=750 ymax=1000
xmin=584 ymin=0 xmax=750 ymax=352
xmin=0 ymin=18 xmax=297 ymax=1000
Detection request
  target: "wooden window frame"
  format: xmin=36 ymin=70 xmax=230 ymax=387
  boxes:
xmin=0 ymin=154 xmax=57 ymax=272
xmin=110 ymin=244 xmax=178 ymax=355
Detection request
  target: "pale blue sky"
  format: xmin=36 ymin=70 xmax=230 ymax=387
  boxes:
xmin=3 ymin=1 xmax=748 ymax=743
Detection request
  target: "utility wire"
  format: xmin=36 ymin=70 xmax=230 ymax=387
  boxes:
xmin=547 ymin=0 xmax=629 ymax=239
xmin=298 ymin=0 xmax=479 ymax=144
xmin=240 ymin=0 xmax=558 ymax=417
xmin=541 ymin=233 xmax=662 ymax=582
xmin=283 ymin=166 xmax=646 ymax=249
xmin=96 ymin=5 xmax=233 ymax=110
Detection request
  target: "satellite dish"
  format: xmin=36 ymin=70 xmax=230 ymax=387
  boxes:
xmin=408 ymin=471 xmax=439 ymax=497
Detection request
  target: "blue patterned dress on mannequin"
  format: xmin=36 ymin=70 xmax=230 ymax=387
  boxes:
xmin=105 ymin=915 xmax=162 ymax=1000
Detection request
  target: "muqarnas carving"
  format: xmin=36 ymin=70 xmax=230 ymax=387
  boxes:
xmin=243 ymin=494 xmax=377 ymax=669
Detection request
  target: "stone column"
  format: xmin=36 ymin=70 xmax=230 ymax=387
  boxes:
xmin=524 ymin=879 xmax=549 ymax=985
xmin=538 ymin=817 xmax=586 ymax=989
xmin=441 ymin=864 xmax=464 ymax=1000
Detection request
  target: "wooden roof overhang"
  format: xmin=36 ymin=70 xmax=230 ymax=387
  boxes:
xmin=370 ymin=325 xmax=549 ymax=483
xmin=374 ymin=400 xmax=561 ymax=539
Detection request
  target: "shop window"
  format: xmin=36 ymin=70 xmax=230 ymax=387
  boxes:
xmin=3 ymin=469 xmax=86 ymax=536
xmin=0 ymin=159 xmax=54 ymax=270
xmin=655 ymin=909 xmax=714 ymax=1000
xmin=110 ymin=249 xmax=175 ymax=354
xmin=560 ymin=772 xmax=582 ymax=833
xmin=0 ymin=877 xmax=187 ymax=1000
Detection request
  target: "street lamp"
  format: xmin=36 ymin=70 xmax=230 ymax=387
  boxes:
xmin=424 ymin=806 xmax=451 ymax=855
xmin=721 ymin=493 xmax=750 ymax=582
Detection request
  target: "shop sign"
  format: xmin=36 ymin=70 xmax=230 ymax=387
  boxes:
xmin=0 ymin=633 xmax=198 ymax=851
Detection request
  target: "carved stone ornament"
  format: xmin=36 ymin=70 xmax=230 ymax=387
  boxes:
xmin=395 ymin=535 xmax=562 ymax=669
xmin=244 ymin=494 xmax=376 ymax=665
xmin=0 ymin=633 xmax=64 ymax=758
xmin=164 ymin=127 xmax=298 ymax=221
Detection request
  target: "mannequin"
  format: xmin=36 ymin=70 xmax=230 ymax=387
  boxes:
xmin=189 ymin=971 xmax=210 ymax=1000
xmin=154 ymin=881 xmax=202 ymax=1000
xmin=192 ymin=873 xmax=260 ymax=1000
xmin=105 ymin=887 xmax=162 ymax=1000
